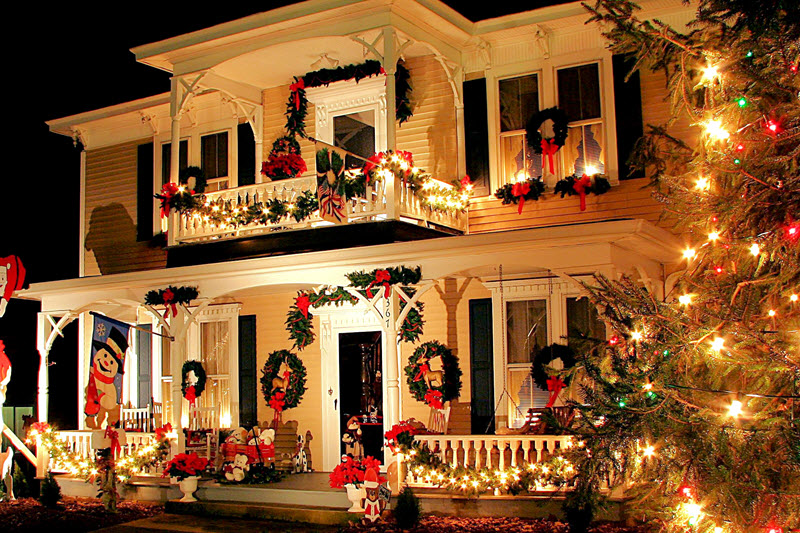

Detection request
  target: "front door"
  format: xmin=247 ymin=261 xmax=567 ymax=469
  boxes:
xmin=338 ymin=332 xmax=383 ymax=460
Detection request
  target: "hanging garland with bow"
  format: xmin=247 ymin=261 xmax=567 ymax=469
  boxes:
xmin=144 ymin=286 xmax=199 ymax=318
xmin=286 ymin=266 xmax=424 ymax=350
xmin=181 ymin=361 xmax=207 ymax=407
xmin=260 ymin=350 xmax=307 ymax=415
xmin=553 ymin=174 xmax=611 ymax=211
xmin=494 ymin=177 xmax=546 ymax=214
xmin=404 ymin=341 xmax=462 ymax=409
xmin=531 ymin=344 xmax=576 ymax=408
xmin=526 ymin=107 xmax=569 ymax=175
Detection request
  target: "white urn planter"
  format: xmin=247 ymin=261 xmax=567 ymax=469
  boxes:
xmin=344 ymin=483 xmax=365 ymax=513
xmin=178 ymin=476 xmax=199 ymax=502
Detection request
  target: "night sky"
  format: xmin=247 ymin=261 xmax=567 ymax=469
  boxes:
xmin=0 ymin=1 xmax=568 ymax=415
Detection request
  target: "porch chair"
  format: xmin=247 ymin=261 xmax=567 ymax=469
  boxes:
xmin=185 ymin=406 xmax=220 ymax=466
xmin=149 ymin=402 xmax=163 ymax=429
xmin=120 ymin=405 xmax=150 ymax=432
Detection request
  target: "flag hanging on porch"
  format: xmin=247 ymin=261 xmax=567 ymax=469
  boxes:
xmin=315 ymin=142 xmax=347 ymax=224
xmin=84 ymin=313 xmax=130 ymax=429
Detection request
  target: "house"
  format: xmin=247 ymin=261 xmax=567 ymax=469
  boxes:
xmin=24 ymin=0 xmax=692 ymax=500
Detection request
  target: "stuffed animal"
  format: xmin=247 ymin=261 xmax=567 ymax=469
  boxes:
xmin=259 ymin=428 xmax=276 ymax=445
xmin=224 ymin=453 xmax=250 ymax=482
xmin=293 ymin=433 xmax=308 ymax=473
xmin=225 ymin=427 xmax=248 ymax=444
xmin=304 ymin=430 xmax=313 ymax=471
xmin=342 ymin=416 xmax=363 ymax=459
xmin=361 ymin=467 xmax=385 ymax=523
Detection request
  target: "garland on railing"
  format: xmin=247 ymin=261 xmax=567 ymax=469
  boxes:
xmin=27 ymin=422 xmax=173 ymax=484
xmin=286 ymin=266 xmax=425 ymax=349
xmin=494 ymin=177 xmax=546 ymax=214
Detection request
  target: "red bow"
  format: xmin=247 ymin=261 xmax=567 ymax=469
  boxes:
xmin=162 ymin=289 xmax=178 ymax=318
xmin=295 ymin=294 xmax=311 ymax=319
xmin=414 ymin=363 xmax=430 ymax=382
xmin=155 ymin=423 xmax=173 ymax=441
xmin=545 ymin=376 xmax=566 ymax=408
xmin=541 ymin=139 xmax=559 ymax=175
xmin=424 ymin=389 xmax=443 ymax=410
xmin=460 ymin=175 xmax=472 ymax=189
xmin=511 ymin=181 xmax=531 ymax=215
xmin=157 ymin=182 xmax=179 ymax=218
xmin=185 ymin=385 xmax=196 ymax=407
xmin=104 ymin=426 xmax=121 ymax=459
xmin=270 ymin=392 xmax=286 ymax=423
xmin=573 ymin=175 xmax=593 ymax=211
xmin=366 ymin=269 xmax=392 ymax=298
xmin=289 ymin=78 xmax=305 ymax=110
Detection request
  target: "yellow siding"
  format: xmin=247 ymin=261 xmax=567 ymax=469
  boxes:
xmin=639 ymin=68 xmax=696 ymax=147
xmin=397 ymin=55 xmax=458 ymax=181
xmin=83 ymin=141 xmax=166 ymax=276
xmin=468 ymin=177 xmax=668 ymax=234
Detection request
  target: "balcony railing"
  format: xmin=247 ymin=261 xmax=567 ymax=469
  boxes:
xmin=168 ymin=173 xmax=467 ymax=246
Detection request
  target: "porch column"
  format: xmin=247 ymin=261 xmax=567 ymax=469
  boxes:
xmin=35 ymin=313 xmax=50 ymax=422
xmin=169 ymin=76 xmax=182 ymax=185
xmin=170 ymin=311 xmax=187 ymax=452
xmin=383 ymin=26 xmax=397 ymax=152
xmin=384 ymin=291 xmax=401 ymax=430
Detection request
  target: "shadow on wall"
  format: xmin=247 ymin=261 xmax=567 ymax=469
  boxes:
xmin=85 ymin=203 xmax=165 ymax=275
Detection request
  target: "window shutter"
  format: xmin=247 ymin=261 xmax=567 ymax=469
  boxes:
xmin=464 ymin=78 xmax=490 ymax=196
xmin=469 ymin=298 xmax=494 ymax=434
xmin=612 ymin=54 xmax=644 ymax=179
xmin=137 ymin=325 xmax=152 ymax=408
xmin=238 ymin=315 xmax=258 ymax=428
xmin=237 ymin=123 xmax=256 ymax=186
xmin=136 ymin=143 xmax=154 ymax=242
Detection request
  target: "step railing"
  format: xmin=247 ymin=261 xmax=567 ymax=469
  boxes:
xmin=43 ymin=430 xmax=161 ymax=477
xmin=170 ymin=174 xmax=466 ymax=245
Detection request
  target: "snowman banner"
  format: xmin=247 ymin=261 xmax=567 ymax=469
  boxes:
xmin=85 ymin=313 xmax=130 ymax=429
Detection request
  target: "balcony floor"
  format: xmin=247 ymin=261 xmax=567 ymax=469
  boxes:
xmin=166 ymin=219 xmax=459 ymax=268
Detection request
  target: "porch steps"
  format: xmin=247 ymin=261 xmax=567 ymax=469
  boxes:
xmin=166 ymin=499 xmax=355 ymax=526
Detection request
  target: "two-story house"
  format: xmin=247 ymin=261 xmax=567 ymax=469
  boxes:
xmin=24 ymin=0 xmax=691 ymax=497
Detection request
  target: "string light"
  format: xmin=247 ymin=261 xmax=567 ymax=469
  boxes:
xmin=684 ymin=502 xmax=704 ymax=526
xmin=683 ymin=248 xmax=697 ymax=260
xmin=790 ymin=294 xmax=798 ymax=302
xmin=631 ymin=330 xmax=643 ymax=341
xmin=679 ymin=294 xmax=694 ymax=305
xmin=710 ymin=337 xmax=725 ymax=352
xmin=767 ymin=309 xmax=776 ymax=317
xmin=695 ymin=176 xmax=711 ymax=191
xmin=749 ymin=243 xmax=761 ymax=256
xmin=728 ymin=399 xmax=744 ymax=418
xmin=708 ymin=231 xmax=720 ymax=241
xmin=642 ymin=445 xmax=656 ymax=457
xmin=701 ymin=64 xmax=720 ymax=82
xmin=704 ymin=119 xmax=730 ymax=141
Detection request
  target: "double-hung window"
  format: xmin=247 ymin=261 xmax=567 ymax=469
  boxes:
xmin=499 ymin=74 xmax=542 ymax=185
xmin=201 ymin=131 xmax=229 ymax=191
xmin=557 ymin=63 xmax=605 ymax=176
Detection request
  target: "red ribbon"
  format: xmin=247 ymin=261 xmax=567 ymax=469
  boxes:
xmin=295 ymin=294 xmax=311 ymax=319
xmin=366 ymin=269 xmax=392 ymax=298
xmin=413 ymin=363 xmax=430 ymax=382
xmin=162 ymin=289 xmax=178 ymax=318
xmin=289 ymin=78 xmax=305 ymax=110
xmin=541 ymin=139 xmax=559 ymax=174
xmin=545 ymin=376 xmax=566 ymax=408
xmin=424 ymin=389 xmax=443 ymax=410
xmin=270 ymin=392 xmax=286 ymax=423
xmin=511 ymin=181 xmax=531 ymax=215
xmin=185 ymin=385 xmax=196 ymax=407
xmin=104 ymin=427 xmax=121 ymax=459
xmin=460 ymin=175 xmax=472 ymax=189
xmin=573 ymin=175 xmax=593 ymax=212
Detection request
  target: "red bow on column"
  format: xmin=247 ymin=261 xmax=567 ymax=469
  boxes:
xmin=540 ymin=139 xmax=559 ymax=175
xmin=185 ymin=385 xmax=197 ymax=407
xmin=572 ymin=175 xmax=593 ymax=211
xmin=545 ymin=376 xmax=566 ymax=408
xmin=289 ymin=78 xmax=305 ymax=110
xmin=511 ymin=181 xmax=531 ymax=215
xmin=104 ymin=426 xmax=121 ymax=459
xmin=366 ymin=270 xmax=392 ymax=298
xmin=162 ymin=289 xmax=178 ymax=318
xmin=295 ymin=294 xmax=311 ymax=319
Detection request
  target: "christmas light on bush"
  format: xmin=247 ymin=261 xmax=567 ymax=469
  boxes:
xmin=704 ymin=119 xmax=730 ymax=141
xmin=728 ymin=400 xmax=743 ymax=418
xmin=683 ymin=247 xmax=697 ymax=260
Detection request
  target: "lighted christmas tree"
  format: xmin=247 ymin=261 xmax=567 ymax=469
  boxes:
xmin=566 ymin=1 xmax=800 ymax=532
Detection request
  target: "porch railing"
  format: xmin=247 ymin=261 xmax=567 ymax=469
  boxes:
xmin=43 ymin=430 xmax=161 ymax=477
xmin=406 ymin=434 xmax=573 ymax=490
xmin=169 ymin=174 xmax=467 ymax=245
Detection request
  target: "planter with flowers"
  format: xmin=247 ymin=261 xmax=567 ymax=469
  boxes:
xmin=329 ymin=455 xmax=385 ymax=512
xmin=162 ymin=452 xmax=210 ymax=502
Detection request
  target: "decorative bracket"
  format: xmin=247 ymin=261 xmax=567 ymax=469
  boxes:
xmin=532 ymin=24 xmax=550 ymax=59
xmin=71 ymin=127 xmax=88 ymax=149
xmin=139 ymin=112 xmax=159 ymax=135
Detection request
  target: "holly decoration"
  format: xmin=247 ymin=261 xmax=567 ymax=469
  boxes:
xmin=405 ymin=341 xmax=462 ymax=409
xmin=260 ymin=349 xmax=307 ymax=411
xmin=553 ymin=174 xmax=611 ymax=211
xmin=181 ymin=360 xmax=207 ymax=405
xmin=526 ymin=107 xmax=569 ymax=174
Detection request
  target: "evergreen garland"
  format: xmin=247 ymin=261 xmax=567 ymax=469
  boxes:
xmin=181 ymin=360 xmax=207 ymax=399
xmin=144 ymin=286 xmax=199 ymax=307
xmin=404 ymin=341 xmax=462 ymax=407
xmin=260 ymin=350 xmax=307 ymax=410
xmin=553 ymin=174 xmax=612 ymax=198
xmin=494 ymin=178 xmax=546 ymax=205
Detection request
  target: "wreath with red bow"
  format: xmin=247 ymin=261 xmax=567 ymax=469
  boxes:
xmin=531 ymin=344 xmax=576 ymax=408
xmin=526 ymin=107 xmax=569 ymax=175
xmin=260 ymin=350 xmax=307 ymax=412
xmin=181 ymin=361 xmax=207 ymax=406
xmin=404 ymin=341 xmax=462 ymax=409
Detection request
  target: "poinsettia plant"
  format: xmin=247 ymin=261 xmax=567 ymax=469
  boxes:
xmin=328 ymin=455 xmax=385 ymax=488
xmin=384 ymin=420 xmax=420 ymax=455
xmin=162 ymin=452 xmax=209 ymax=481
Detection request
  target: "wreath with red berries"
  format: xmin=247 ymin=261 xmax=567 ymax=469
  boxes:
xmin=260 ymin=350 xmax=307 ymax=411
xmin=404 ymin=341 xmax=462 ymax=409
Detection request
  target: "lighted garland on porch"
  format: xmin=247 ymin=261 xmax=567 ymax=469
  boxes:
xmin=404 ymin=341 xmax=462 ymax=409
xmin=286 ymin=266 xmax=425 ymax=350
xmin=27 ymin=422 xmax=172 ymax=485
xmin=260 ymin=350 xmax=308 ymax=418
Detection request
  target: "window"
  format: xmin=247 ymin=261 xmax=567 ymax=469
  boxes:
xmin=566 ymin=297 xmax=605 ymax=347
xmin=161 ymin=140 xmax=188 ymax=186
xmin=557 ymin=63 xmax=605 ymax=176
xmin=201 ymin=132 xmax=229 ymax=191
xmin=506 ymin=299 xmax=549 ymax=427
xmin=334 ymin=111 xmax=376 ymax=170
xmin=198 ymin=321 xmax=231 ymax=426
xmin=499 ymin=74 xmax=542 ymax=185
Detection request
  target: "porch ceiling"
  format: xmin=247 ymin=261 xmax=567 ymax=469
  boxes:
xmin=23 ymin=219 xmax=680 ymax=314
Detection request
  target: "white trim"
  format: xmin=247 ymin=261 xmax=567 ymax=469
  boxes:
xmin=78 ymin=150 xmax=86 ymax=278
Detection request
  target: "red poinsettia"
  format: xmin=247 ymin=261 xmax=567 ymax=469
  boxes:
xmin=162 ymin=452 xmax=209 ymax=481
xmin=261 ymin=153 xmax=307 ymax=180
xmin=384 ymin=420 xmax=419 ymax=453
xmin=424 ymin=389 xmax=444 ymax=409
xmin=155 ymin=423 xmax=173 ymax=441
xmin=30 ymin=421 xmax=50 ymax=435
xmin=329 ymin=455 xmax=386 ymax=488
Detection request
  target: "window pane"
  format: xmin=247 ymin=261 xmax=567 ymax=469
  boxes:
xmin=200 ymin=321 xmax=229 ymax=376
xmin=334 ymin=111 xmax=376 ymax=168
xmin=161 ymin=140 xmax=188 ymax=185
xmin=508 ymin=368 xmax=551 ymax=428
xmin=563 ymin=123 xmax=605 ymax=176
xmin=499 ymin=74 xmax=539 ymax=133
xmin=506 ymin=300 xmax=547 ymax=364
xmin=501 ymin=134 xmax=543 ymax=185
xmin=557 ymin=64 xmax=601 ymax=122
xmin=202 ymin=132 xmax=229 ymax=180
xmin=566 ymin=297 xmax=605 ymax=347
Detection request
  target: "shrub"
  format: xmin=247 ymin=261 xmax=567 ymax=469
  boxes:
xmin=39 ymin=471 xmax=62 ymax=508
xmin=393 ymin=485 xmax=421 ymax=529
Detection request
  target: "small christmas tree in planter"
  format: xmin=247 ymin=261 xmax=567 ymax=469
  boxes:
xmin=39 ymin=470 xmax=62 ymax=509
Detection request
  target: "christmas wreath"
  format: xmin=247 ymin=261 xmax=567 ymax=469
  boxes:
xmin=260 ymin=350 xmax=307 ymax=413
xmin=531 ymin=344 xmax=576 ymax=408
xmin=553 ymin=173 xmax=611 ymax=211
xmin=405 ymin=341 xmax=462 ymax=409
xmin=181 ymin=361 xmax=207 ymax=406
xmin=494 ymin=177 xmax=546 ymax=214
xmin=179 ymin=166 xmax=207 ymax=195
xmin=144 ymin=286 xmax=199 ymax=317
xmin=526 ymin=107 xmax=569 ymax=174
